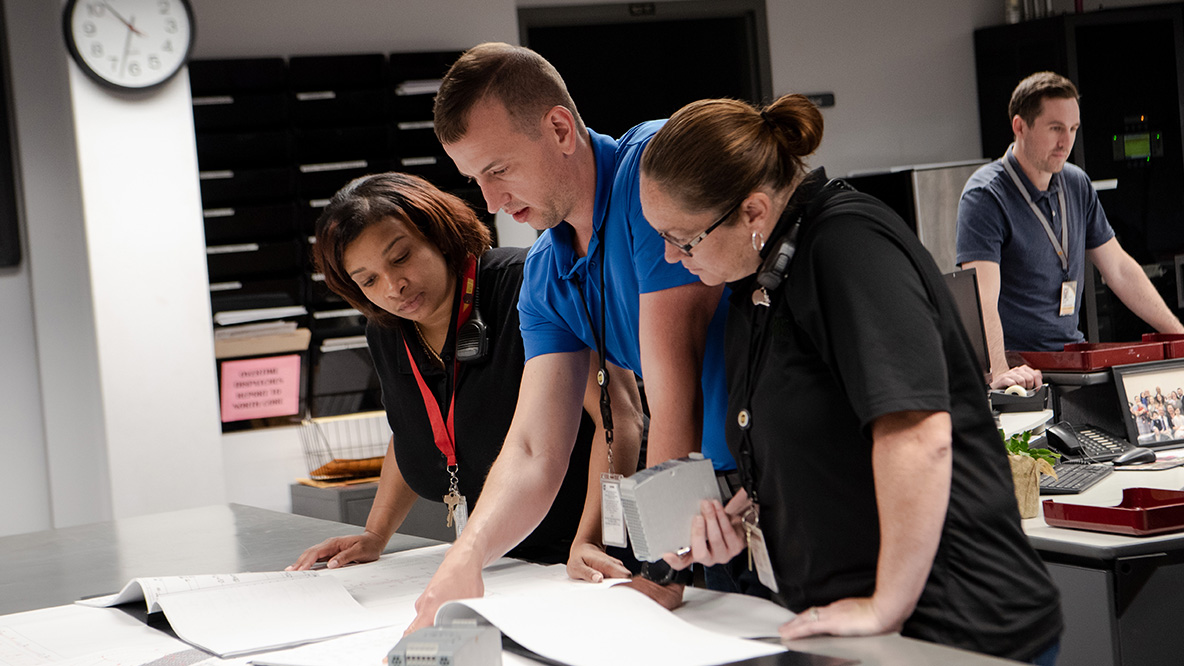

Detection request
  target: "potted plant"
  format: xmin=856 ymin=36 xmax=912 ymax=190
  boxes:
xmin=1002 ymin=429 xmax=1060 ymax=519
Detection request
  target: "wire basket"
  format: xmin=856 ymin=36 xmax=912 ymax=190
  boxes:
xmin=299 ymin=411 xmax=392 ymax=480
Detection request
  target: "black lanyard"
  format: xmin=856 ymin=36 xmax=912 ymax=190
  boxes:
xmin=575 ymin=193 xmax=615 ymax=453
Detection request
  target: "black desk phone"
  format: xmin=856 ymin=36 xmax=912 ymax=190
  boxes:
xmin=1041 ymin=422 xmax=1133 ymax=462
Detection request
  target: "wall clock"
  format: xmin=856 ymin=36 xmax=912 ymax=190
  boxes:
xmin=63 ymin=0 xmax=195 ymax=91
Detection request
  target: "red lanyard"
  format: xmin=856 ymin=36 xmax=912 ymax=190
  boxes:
xmin=401 ymin=256 xmax=477 ymax=466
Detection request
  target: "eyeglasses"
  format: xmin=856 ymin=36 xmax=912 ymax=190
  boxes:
xmin=657 ymin=200 xmax=743 ymax=257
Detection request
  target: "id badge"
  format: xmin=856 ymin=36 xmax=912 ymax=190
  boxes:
xmin=600 ymin=472 xmax=627 ymax=548
xmin=747 ymin=524 xmax=779 ymax=594
xmin=452 ymin=495 xmax=468 ymax=539
xmin=1059 ymin=280 xmax=1077 ymax=316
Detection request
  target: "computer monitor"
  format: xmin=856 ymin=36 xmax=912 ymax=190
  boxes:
xmin=942 ymin=267 xmax=991 ymax=381
xmin=1111 ymin=358 xmax=1184 ymax=450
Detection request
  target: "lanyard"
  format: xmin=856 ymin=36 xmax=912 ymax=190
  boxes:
xmin=402 ymin=255 xmax=477 ymax=466
xmin=1001 ymin=145 xmax=1069 ymax=274
xmin=575 ymin=193 xmax=615 ymax=465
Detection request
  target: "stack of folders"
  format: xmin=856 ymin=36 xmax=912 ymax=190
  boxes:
xmin=214 ymin=317 xmax=311 ymax=359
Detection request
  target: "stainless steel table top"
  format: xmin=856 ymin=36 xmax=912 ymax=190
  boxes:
xmin=0 ymin=503 xmax=436 ymax=615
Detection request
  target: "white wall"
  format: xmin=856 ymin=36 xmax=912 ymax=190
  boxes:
xmin=6 ymin=0 xmax=1157 ymax=535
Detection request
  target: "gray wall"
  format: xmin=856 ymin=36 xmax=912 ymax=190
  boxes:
xmin=5 ymin=0 xmax=1161 ymax=536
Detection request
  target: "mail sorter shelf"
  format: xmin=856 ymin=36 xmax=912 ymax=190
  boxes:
xmin=206 ymin=239 xmax=305 ymax=282
xmin=193 ymin=92 xmax=290 ymax=132
xmin=289 ymin=53 xmax=387 ymax=91
xmin=291 ymin=88 xmax=389 ymax=127
xmin=196 ymin=129 xmax=295 ymax=170
xmin=294 ymin=125 xmax=393 ymax=165
xmin=296 ymin=159 xmax=388 ymax=204
xmin=210 ymin=277 xmax=306 ymax=313
xmin=389 ymin=50 xmax=462 ymax=81
xmin=203 ymin=202 xmax=298 ymax=245
xmin=199 ymin=167 xmax=296 ymax=208
xmin=189 ymin=57 xmax=288 ymax=95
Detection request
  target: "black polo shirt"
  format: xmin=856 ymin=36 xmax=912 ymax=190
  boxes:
xmin=725 ymin=176 xmax=1061 ymax=660
xmin=366 ymin=246 xmax=593 ymax=564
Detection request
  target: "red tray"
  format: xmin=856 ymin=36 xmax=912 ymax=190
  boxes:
xmin=1142 ymin=333 xmax=1184 ymax=359
xmin=1043 ymin=488 xmax=1184 ymax=536
xmin=1019 ymin=342 xmax=1165 ymax=371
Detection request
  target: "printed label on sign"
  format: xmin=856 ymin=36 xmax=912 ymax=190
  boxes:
xmin=601 ymin=473 xmax=627 ymax=548
xmin=219 ymin=354 xmax=301 ymax=422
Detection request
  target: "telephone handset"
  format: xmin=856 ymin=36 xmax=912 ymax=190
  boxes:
xmin=1040 ymin=422 xmax=1133 ymax=462
xmin=1042 ymin=423 xmax=1085 ymax=456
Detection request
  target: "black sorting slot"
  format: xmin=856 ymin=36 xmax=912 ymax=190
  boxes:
xmin=389 ymin=50 xmax=461 ymax=81
xmin=210 ymin=277 xmax=306 ymax=313
xmin=196 ymin=130 xmax=293 ymax=170
xmin=310 ymin=308 xmax=367 ymax=338
xmin=310 ymin=344 xmax=383 ymax=418
xmin=308 ymin=273 xmax=347 ymax=307
xmin=294 ymin=125 xmax=391 ymax=164
xmin=189 ymin=58 xmax=288 ymax=94
xmin=390 ymin=93 xmax=435 ymax=119
xmin=291 ymin=88 xmax=389 ymax=127
xmin=395 ymin=155 xmax=465 ymax=189
xmin=206 ymin=238 xmax=304 ymax=282
xmin=193 ymin=92 xmax=290 ymax=131
xmin=296 ymin=159 xmax=385 ymax=202
xmin=199 ymin=167 xmax=296 ymax=208
xmin=290 ymin=53 xmax=386 ymax=91
xmin=391 ymin=125 xmax=442 ymax=158
xmin=203 ymin=202 xmax=298 ymax=244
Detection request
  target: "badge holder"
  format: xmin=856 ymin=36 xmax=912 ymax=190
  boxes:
xmin=742 ymin=505 xmax=779 ymax=593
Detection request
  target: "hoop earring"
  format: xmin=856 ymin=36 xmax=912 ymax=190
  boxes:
xmin=751 ymin=231 xmax=766 ymax=252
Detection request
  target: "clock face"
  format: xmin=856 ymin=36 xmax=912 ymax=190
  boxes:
xmin=64 ymin=0 xmax=195 ymax=91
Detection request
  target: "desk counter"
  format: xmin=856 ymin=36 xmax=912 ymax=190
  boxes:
xmin=0 ymin=503 xmax=435 ymax=617
xmin=1024 ymin=464 xmax=1184 ymax=666
xmin=0 ymin=504 xmax=1022 ymax=666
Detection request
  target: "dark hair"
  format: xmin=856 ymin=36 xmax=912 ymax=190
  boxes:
xmin=312 ymin=172 xmax=492 ymax=328
xmin=433 ymin=42 xmax=586 ymax=144
xmin=640 ymin=94 xmax=824 ymax=216
xmin=1009 ymin=72 xmax=1079 ymax=127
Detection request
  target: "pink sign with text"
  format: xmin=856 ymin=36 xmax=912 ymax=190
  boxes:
xmin=220 ymin=354 xmax=301 ymax=422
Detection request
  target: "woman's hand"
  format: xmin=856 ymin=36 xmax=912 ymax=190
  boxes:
xmin=779 ymin=596 xmax=901 ymax=641
xmin=567 ymin=540 xmax=630 ymax=583
xmin=285 ymin=531 xmax=386 ymax=571
xmin=663 ymin=489 xmax=751 ymax=571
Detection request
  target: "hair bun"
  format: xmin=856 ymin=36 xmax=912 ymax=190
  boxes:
xmin=762 ymin=94 xmax=824 ymax=158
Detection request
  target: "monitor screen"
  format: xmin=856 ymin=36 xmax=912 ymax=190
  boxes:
xmin=942 ymin=267 xmax=990 ymax=380
xmin=1112 ymin=359 xmax=1184 ymax=449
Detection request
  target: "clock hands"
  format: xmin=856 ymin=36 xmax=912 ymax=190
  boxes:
xmin=101 ymin=1 xmax=145 ymax=36
xmin=119 ymin=16 xmax=135 ymax=79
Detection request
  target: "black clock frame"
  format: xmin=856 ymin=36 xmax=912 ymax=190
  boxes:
xmin=61 ymin=0 xmax=196 ymax=92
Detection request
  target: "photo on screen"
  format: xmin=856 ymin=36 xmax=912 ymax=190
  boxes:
xmin=1112 ymin=359 xmax=1184 ymax=450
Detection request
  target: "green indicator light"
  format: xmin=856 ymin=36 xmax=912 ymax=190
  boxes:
xmin=1113 ymin=135 xmax=1118 ymax=141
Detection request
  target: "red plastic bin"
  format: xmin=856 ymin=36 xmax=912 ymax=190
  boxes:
xmin=1043 ymin=488 xmax=1184 ymax=537
xmin=1018 ymin=342 xmax=1164 ymax=372
xmin=1142 ymin=333 xmax=1184 ymax=359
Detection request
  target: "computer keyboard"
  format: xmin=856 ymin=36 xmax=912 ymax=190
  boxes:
xmin=1039 ymin=463 xmax=1114 ymax=495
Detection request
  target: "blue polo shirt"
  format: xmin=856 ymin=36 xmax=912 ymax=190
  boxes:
xmin=518 ymin=121 xmax=734 ymax=471
xmin=955 ymin=150 xmax=1114 ymax=352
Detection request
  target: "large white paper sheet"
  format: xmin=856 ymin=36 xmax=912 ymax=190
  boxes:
xmin=437 ymin=584 xmax=785 ymax=666
xmin=154 ymin=575 xmax=389 ymax=658
xmin=677 ymin=587 xmax=796 ymax=639
xmin=76 ymin=570 xmax=319 ymax=613
xmin=0 ymin=604 xmax=188 ymax=666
